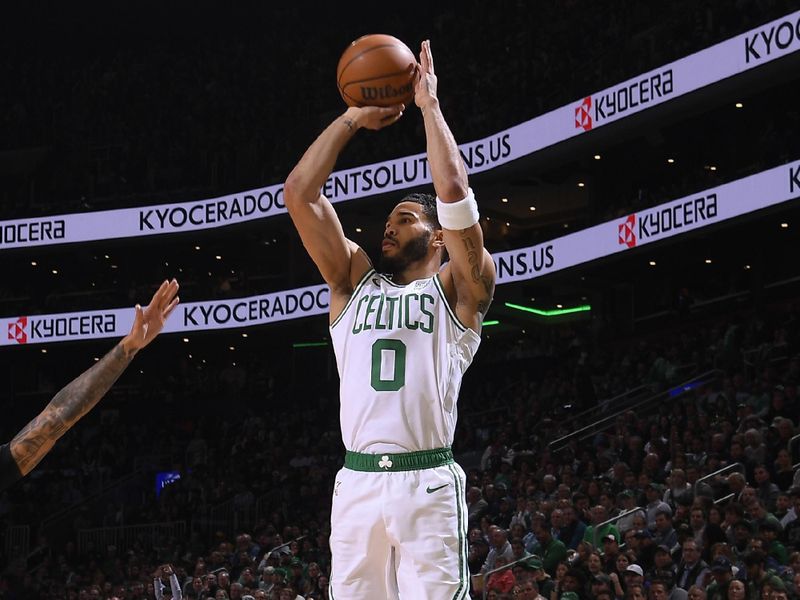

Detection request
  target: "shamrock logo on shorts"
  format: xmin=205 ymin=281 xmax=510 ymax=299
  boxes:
xmin=378 ymin=455 xmax=393 ymax=470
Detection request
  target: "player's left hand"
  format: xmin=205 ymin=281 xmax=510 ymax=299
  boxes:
xmin=122 ymin=279 xmax=180 ymax=354
xmin=414 ymin=40 xmax=438 ymax=110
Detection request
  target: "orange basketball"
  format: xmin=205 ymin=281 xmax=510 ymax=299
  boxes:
xmin=336 ymin=34 xmax=417 ymax=108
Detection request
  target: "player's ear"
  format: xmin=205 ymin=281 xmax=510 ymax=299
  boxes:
xmin=431 ymin=228 xmax=445 ymax=249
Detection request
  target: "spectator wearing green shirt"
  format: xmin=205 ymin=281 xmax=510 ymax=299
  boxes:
xmin=531 ymin=519 xmax=568 ymax=577
xmin=583 ymin=505 xmax=621 ymax=548
xmin=704 ymin=557 xmax=734 ymax=600
xmin=759 ymin=520 xmax=788 ymax=567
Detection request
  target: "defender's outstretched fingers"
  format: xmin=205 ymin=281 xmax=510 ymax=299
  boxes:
xmin=163 ymin=296 xmax=180 ymax=320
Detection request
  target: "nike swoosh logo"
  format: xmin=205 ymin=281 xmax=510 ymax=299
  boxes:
xmin=426 ymin=484 xmax=449 ymax=494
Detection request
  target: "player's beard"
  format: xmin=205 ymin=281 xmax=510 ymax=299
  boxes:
xmin=379 ymin=230 xmax=431 ymax=276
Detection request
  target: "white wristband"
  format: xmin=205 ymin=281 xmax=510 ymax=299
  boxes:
xmin=436 ymin=188 xmax=480 ymax=230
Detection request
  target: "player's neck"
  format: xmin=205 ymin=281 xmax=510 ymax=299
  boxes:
xmin=389 ymin=259 xmax=439 ymax=285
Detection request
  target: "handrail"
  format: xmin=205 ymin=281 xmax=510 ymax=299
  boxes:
xmin=714 ymin=493 xmax=736 ymax=506
xmin=695 ymin=462 xmax=744 ymax=498
xmin=3 ymin=525 xmax=30 ymax=560
xmin=559 ymin=383 xmax=652 ymax=427
xmin=264 ymin=535 xmax=307 ymax=559
xmin=77 ymin=521 xmax=185 ymax=555
xmin=789 ymin=434 xmax=800 ymax=470
xmin=590 ymin=506 xmax=644 ymax=549
xmin=548 ymin=369 xmax=723 ymax=452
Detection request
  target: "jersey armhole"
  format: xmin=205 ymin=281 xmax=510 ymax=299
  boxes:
xmin=330 ymin=268 xmax=375 ymax=330
xmin=433 ymin=274 xmax=468 ymax=333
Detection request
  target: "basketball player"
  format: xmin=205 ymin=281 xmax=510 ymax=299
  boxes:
xmin=285 ymin=40 xmax=495 ymax=599
xmin=0 ymin=279 xmax=180 ymax=491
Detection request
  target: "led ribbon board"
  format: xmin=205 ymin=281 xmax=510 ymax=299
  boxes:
xmin=2 ymin=161 xmax=797 ymax=346
xmin=1 ymin=11 xmax=798 ymax=250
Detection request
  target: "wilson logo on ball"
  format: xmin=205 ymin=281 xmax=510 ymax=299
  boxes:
xmin=360 ymin=82 xmax=415 ymax=103
xmin=337 ymin=34 xmax=417 ymax=108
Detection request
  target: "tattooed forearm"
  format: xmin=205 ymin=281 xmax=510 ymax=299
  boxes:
xmin=343 ymin=118 xmax=355 ymax=132
xmin=10 ymin=341 xmax=136 ymax=475
xmin=458 ymin=229 xmax=494 ymax=315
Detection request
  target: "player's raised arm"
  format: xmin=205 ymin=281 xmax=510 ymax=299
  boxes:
xmin=284 ymin=104 xmax=404 ymax=294
xmin=415 ymin=40 xmax=495 ymax=328
xmin=9 ymin=279 xmax=179 ymax=477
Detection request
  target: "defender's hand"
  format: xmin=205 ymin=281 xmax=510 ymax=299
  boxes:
xmin=122 ymin=279 xmax=180 ymax=355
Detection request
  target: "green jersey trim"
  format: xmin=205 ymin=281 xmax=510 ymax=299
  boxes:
xmin=376 ymin=272 xmax=406 ymax=288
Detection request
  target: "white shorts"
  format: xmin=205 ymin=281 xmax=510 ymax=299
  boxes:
xmin=329 ymin=461 xmax=469 ymax=600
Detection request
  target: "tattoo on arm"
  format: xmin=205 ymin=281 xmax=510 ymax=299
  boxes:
xmin=10 ymin=342 xmax=136 ymax=475
xmin=458 ymin=229 xmax=493 ymax=315
xmin=459 ymin=229 xmax=480 ymax=282
xmin=343 ymin=118 xmax=355 ymax=132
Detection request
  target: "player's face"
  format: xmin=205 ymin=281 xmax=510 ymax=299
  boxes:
xmin=380 ymin=202 xmax=435 ymax=274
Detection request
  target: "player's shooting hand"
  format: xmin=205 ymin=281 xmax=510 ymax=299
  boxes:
xmin=414 ymin=39 xmax=438 ymax=110
xmin=347 ymin=104 xmax=405 ymax=131
xmin=122 ymin=279 xmax=180 ymax=355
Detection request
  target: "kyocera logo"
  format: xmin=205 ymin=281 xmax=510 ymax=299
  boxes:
xmin=574 ymin=97 xmax=592 ymax=131
xmin=7 ymin=317 xmax=28 ymax=344
xmin=744 ymin=15 xmax=800 ymax=63
xmin=618 ymin=214 xmax=637 ymax=248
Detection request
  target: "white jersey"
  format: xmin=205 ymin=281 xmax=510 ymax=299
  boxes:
xmin=329 ymin=269 xmax=480 ymax=454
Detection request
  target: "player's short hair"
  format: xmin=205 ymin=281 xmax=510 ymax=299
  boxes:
xmin=400 ymin=192 xmax=439 ymax=228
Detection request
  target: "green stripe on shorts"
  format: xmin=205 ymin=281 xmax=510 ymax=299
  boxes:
xmin=447 ymin=463 xmax=468 ymax=600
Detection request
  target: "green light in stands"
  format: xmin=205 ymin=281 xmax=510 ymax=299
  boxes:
xmin=482 ymin=320 xmax=500 ymax=326
xmin=293 ymin=341 xmax=329 ymax=348
xmin=504 ymin=302 xmax=591 ymax=317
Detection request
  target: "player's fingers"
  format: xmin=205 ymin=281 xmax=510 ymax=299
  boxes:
xmin=133 ymin=304 xmax=144 ymax=332
xmin=163 ymin=279 xmax=179 ymax=306
xmin=380 ymin=104 xmax=404 ymax=119
xmin=156 ymin=278 xmax=178 ymax=310
xmin=425 ymin=40 xmax=434 ymax=74
xmin=163 ymin=296 xmax=180 ymax=320
xmin=151 ymin=279 xmax=169 ymax=306
xmin=413 ymin=63 xmax=422 ymax=87
xmin=381 ymin=112 xmax=403 ymax=126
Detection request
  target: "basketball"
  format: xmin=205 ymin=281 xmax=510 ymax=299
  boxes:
xmin=336 ymin=34 xmax=418 ymax=107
